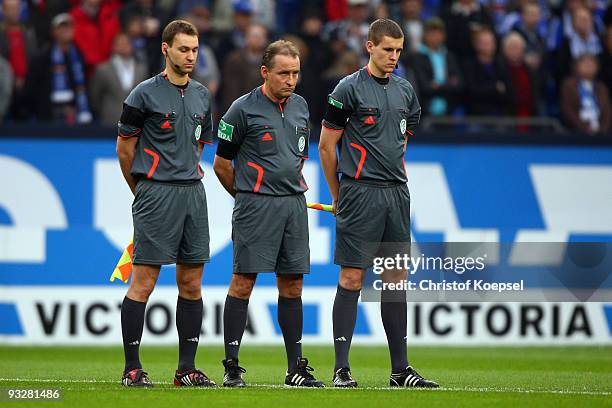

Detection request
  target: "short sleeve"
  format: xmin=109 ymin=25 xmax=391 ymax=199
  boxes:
xmin=118 ymin=84 xmax=146 ymax=138
xmin=322 ymin=77 xmax=354 ymax=130
xmin=218 ymin=100 xmax=247 ymax=146
xmin=199 ymin=91 xmax=214 ymax=144
xmin=124 ymin=84 xmax=146 ymax=111
xmin=405 ymin=82 xmax=421 ymax=135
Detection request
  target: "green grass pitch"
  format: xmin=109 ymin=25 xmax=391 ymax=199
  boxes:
xmin=1 ymin=345 xmax=610 ymax=407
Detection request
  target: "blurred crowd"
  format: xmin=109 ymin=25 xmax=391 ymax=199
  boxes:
xmin=0 ymin=0 xmax=610 ymax=133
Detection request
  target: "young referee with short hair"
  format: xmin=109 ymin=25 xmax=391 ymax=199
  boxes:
xmin=319 ymin=18 xmax=439 ymax=389
xmin=116 ymin=20 xmax=215 ymax=388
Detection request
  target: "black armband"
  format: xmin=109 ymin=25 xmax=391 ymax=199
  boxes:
xmin=216 ymin=139 xmax=240 ymax=160
xmin=119 ymin=104 xmax=146 ymax=128
xmin=323 ymin=103 xmax=351 ymax=129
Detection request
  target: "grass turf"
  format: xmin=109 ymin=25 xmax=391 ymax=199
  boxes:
xmin=0 ymin=345 xmax=610 ymax=407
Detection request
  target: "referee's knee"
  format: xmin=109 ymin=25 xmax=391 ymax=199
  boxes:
xmin=127 ymin=282 xmax=155 ymax=302
xmin=339 ymin=267 xmax=364 ymax=291
xmin=177 ymin=280 xmax=202 ymax=299
xmin=277 ymin=275 xmax=303 ymax=298
xmin=228 ymin=274 xmax=256 ymax=299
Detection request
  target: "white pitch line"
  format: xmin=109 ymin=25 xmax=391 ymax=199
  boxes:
xmin=0 ymin=378 xmax=609 ymax=396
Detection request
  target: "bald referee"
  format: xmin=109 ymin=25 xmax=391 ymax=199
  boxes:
xmin=213 ymin=40 xmax=324 ymax=388
xmin=319 ymin=18 xmax=439 ymax=388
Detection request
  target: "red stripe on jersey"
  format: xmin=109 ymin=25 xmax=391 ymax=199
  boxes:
xmin=247 ymin=161 xmax=264 ymax=193
xmin=143 ymin=148 xmax=160 ymax=179
xmin=349 ymin=143 xmax=367 ymax=180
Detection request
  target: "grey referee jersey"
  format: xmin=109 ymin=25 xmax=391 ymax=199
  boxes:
xmin=322 ymin=66 xmax=421 ymax=183
xmin=118 ymin=72 xmax=213 ymax=182
xmin=218 ymin=85 xmax=310 ymax=195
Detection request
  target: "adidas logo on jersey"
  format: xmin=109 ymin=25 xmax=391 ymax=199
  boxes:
xmin=128 ymin=340 xmax=140 ymax=346
xmin=186 ymin=337 xmax=199 ymax=343
xmin=335 ymin=336 xmax=347 ymax=342
xmin=228 ymin=340 xmax=240 ymax=346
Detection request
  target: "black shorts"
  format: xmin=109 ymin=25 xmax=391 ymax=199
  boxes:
xmin=232 ymin=192 xmax=309 ymax=274
xmin=132 ymin=180 xmax=210 ymax=265
xmin=334 ymin=177 xmax=411 ymax=269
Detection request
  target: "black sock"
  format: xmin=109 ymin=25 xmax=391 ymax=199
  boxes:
xmin=332 ymin=285 xmax=361 ymax=370
xmin=223 ymin=295 xmax=249 ymax=360
xmin=176 ymin=296 xmax=203 ymax=372
xmin=121 ymin=296 xmax=146 ymax=373
xmin=278 ymin=296 xmax=303 ymax=371
xmin=381 ymin=289 xmax=409 ymax=373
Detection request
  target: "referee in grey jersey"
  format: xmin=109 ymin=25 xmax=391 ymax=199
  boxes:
xmin=214 ymin=40 xmax=324 ymax=388
xmin=116 ymin=20 xmax=215 ymax=388
xmin=319 ymin=18 xmax=439 ymax=389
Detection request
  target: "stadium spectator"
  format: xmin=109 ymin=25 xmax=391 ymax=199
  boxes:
xmin=182 ymin=3 xmax=216 ymax=41
xmin=411 ymin=17 xmax=463 ymax=116
xmin=421 ymin=0 xmax=442 ymax=18
xmin=296 ymin=12 xmax=333 ymax=127
xmin=599 ymin=24 xmax=612 ymax=98
xmin=399 ymin=0 xmax=425 ymax=51
xmin=22 ymin=13 xmax=92 ymax=124
xmin=510 ymin=2 xmax=547 ymax=71
xmin=546 ymin=0 xmax=604 ymax=51
xmin=183 ymin=7 xmax=221 ymax=97
xmin=0 ymin=55 xmax=13 ymax=122
xmin=321 ymin=50 xmax=361 ymax=100
xmin=547 ymin=0 xmax=583 ymax=52
xmin=462 ymin=28 xmax=513 ymax=115
xmin=323 ymin=0 xmax=372 ymax=65
xmin=89 ymin=32 xmax=147 ymax=126
xmin=119 ymin=0 xmax=168 ymax=33
xmin=0 ymin=0 xmax=36 ymax=118
xmin=252 ymin=0 xmax=276 ymax=32
xmin=374 ymin=1 xmax=391 ymax=19
xmin=215 ymin=0 xmax=254 ymax=68
xmin=123 ymin=15 xmax=150 ymax=73
xmin=24 ymin=0 xmax=71 ymax=49
xmin=220 ymin=23 xmax=268 ymax=113
xmin=556 ymin=6 xmax=602 ymax=82
xmin=175 ymin=0 xmax=211 ymax=18
xmin=120 ymin=0 xmax=169 ymax=76
xmin=560 ymin=53 xmax=611 ymax=133
xmin=70 ymin=0 xmax=121 ymax=76
xmin=441 ymin=0 xmax=495 ymax=61
xmin=275 ymin=0 xmax=305 ymax=34
xmin=325 ymin=0 xmax=349 ymax=22
xmin=502 ymin=32 xmax=541 ymax=123
xmin=484 ymin=0 xmax=512 ymax=33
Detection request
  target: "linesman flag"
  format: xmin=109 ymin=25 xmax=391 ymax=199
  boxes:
xmin=109 ymin=240 xmax=133 ymax=283
xmin=307 ymin=202 xmax=334 ymax=212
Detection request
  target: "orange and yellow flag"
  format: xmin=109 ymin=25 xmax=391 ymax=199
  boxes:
xmin=109 ymin=240 xmax=133 ymax=283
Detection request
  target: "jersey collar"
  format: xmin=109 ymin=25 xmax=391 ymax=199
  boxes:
xmin=161 ymin=70 xmax=191 ymax=88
